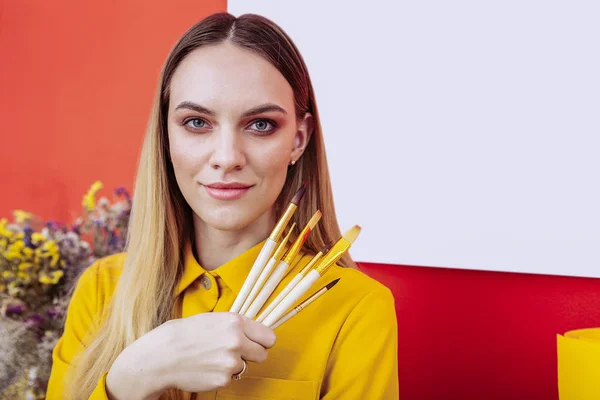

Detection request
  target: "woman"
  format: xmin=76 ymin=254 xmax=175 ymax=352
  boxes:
xmin=47 ymin=12 xmax=398 ymax=400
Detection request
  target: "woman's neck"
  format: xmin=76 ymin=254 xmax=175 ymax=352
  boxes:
xmin=192 ymin=209 xmax=276 ymax=271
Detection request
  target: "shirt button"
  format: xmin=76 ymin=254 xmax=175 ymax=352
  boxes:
xmin=200 ymin=275 xmax=212 ymax=290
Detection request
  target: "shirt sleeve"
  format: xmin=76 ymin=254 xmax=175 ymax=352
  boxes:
xmin=46 ymin=260 xmax=110 ymax=400
xmin=320 ymin=285 xmax=399 ymax=400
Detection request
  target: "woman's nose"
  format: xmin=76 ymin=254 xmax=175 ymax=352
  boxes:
xmin=209 ymin=128 xmax=246 ymax=172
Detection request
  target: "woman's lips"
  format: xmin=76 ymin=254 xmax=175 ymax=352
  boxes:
xmin=203 ymin=185 xmax=252 ymax=200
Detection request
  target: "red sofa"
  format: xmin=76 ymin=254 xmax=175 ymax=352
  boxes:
xmin=358 ymin=262 xmax=600 ymax=400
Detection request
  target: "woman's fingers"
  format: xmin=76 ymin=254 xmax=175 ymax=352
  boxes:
xmin=241 ymin=316 xmax=277 ymax=349
xmin=240 ymin=338 xmax=269 ymax=363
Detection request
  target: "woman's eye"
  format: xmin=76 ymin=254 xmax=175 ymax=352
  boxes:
xmin=184 ymin=118 xmax=207 ymax=130
xmin=249 ymin=119 xmax=276 ymax=134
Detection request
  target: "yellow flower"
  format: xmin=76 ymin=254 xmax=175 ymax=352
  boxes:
xmin=0 ymin=218 xmax=10 ymax=236
xmin=13 ymin=210 xmax=33 ymax=224
xmin=6 ymin=240 xmax=25 ymax=259
xmin=18 ymin=262 xmax=34 ymax=271
xmin=82 ymin=181 xmax=104 ymax=211
xmin=0 ymin=237 xmax=8 ymax=251
xmin=50 ymin=253 xmax=60 ymax=268
xmin=2 ymin=231 xmax=15 ymax=241
xmin=17 ymin=271 xmax=31 ymax=283
xmin=7 ymin=281 xmax=21 ymax=296
xmin=0 ymin=283 xmax=5 ymax=292
xmin=31 ymin=232 xmax=47 ymax=245
xmin=22 ymin=247 xmax=34 ymax=257
xmin=1 ymin=271 xmax=15 ymax=279
xmin=4 ymin=249 xmax=23 ymax=261
xmin=8 ymin=239 xmax=24 ymax=251
xmin=41 ymin=240 xmax=59 ymax=254
xmin=39 ymin=270 xmax=63 ymax=285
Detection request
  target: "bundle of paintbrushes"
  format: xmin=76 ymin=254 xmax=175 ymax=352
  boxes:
xmin=229 ymin=181 xmax=361 ymax=329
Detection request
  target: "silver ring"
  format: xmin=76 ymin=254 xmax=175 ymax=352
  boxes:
xmin=234 ymin=360 xmax=247 ymax=380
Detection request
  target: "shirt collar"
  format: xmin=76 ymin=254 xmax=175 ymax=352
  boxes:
xmin=175 ymin=238 xmax=269 ymax=296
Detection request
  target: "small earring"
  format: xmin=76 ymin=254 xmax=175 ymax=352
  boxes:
xmin=290 ymin=159 xmax=296 ymax=166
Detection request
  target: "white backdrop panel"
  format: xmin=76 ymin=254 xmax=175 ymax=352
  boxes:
xmin=229 ymin=0 xmax=600 ymax=277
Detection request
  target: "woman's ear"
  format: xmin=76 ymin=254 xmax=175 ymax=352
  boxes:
xmin=290 ymin=113 xmax=314 ymax=164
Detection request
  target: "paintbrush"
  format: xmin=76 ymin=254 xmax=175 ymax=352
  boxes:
xmin=269 ymin=278 xmax=340 ymax=329
xmin=229 ymin=181 xmax=308 ymax=313
xmin=261 ymin=225 xmax=360 ymax=327
xmin=243 ymin=210 xmax=322 ymax=319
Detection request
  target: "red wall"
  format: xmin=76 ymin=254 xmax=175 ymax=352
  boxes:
xmin=0 ymin=0 xmax=227 ymax=223
xmin=360 ymin=261 xmax=600 ymax=400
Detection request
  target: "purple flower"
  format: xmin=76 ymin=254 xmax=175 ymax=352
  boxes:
xmin=46 ymin=220 xmax=60 ymax=231
xmin=23 ymin=226 xmax=34 ymax=247
xmin=114 ymin=186 xmax=131 ymax=200
xmin=46 ymin=308 xmax=60 ymax=318
xmin=108 ymin=231 xmax=119 ymax=247
xmin=5 ymin=303 xmax=25 ymax=316
xmin=25 ymin=314 xmax=44 ymax=329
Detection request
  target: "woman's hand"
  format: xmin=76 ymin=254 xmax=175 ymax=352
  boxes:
xmin=106 ymin=312 xmax=276 ymax=400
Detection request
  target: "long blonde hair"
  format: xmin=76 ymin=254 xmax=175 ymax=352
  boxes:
xmin=67 ymin=12 xmax=354 ymax=399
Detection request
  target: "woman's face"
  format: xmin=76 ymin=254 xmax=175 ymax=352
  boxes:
xmin=167 ymin=42 xmax=311 ymax=232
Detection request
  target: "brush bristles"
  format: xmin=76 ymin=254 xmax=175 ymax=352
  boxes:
xmin=307 ymin=210 xmax=322 ymax=229
xmin=325 ymin=278 xmax=340 ymax=290
xmin=291 ymin=180 xmax=309 ymax=205
xmin=342 ymin=225 xmax=361 ymax=244
xmin=321 ymin=239 xmax=336 ymax=254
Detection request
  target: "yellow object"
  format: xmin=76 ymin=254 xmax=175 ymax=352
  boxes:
xmin=17 ymin=271 xmax=31 ymax=283
xmin=18 ymin=262 xmax=34 ymax=271
xmin=41 ymin=240 xmax=59 ymax=254
xmin=13 ymin=209 xmax=32 ymax=224
xmin=1 ymin=271 xmax=14 ymax=279
xmin=46 ymin=240 xmax=398 ymax=400
xmin=31 ymin=232 xmax=47 ymax=244
xmin=82 ymin=181 xmax=104 ymax=211
xmin=272 ymin=223 xmax=296 ymax=261
xmin=557 ymin=328 xmax=600 ymax=399
xmin=269 ymin=203 xmax=296 ymax=242
xmin=39 ymin=270 xmax=63 ymax=285
xmin=7 ymin=239 xmax=25 ymax=254
xmin=281 ymin=211 xmax=321 ymax=265
xmin=0 ymin=218 xmax=8 ymax=232
xmin=315 ymin=226 xmax=361 ymax=275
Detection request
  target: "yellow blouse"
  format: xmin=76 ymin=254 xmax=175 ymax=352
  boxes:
xmin=47 ymin=240 xmax=399 ymax=399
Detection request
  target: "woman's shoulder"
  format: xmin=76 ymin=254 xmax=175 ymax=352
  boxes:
xmin=330 ymin=263 xmax=389 ymax=290
xmin=78 ymin=252 xmax=126 ymax=288
xmin=325 ymin=263 xmax=396 ymax=311
xmin=71 ymin=252 xmax=127 ymax=314
xmin=292 ymin=253 xmax=396 ymax=317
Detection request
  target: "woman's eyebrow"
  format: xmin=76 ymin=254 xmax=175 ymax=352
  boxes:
xmin=241 ymin=103 xmax=287 ymax=117
xmin=174 ymin=101 xmax=287 ymax=118
xmin=175 ymin=101 xmax=215 ymax=115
